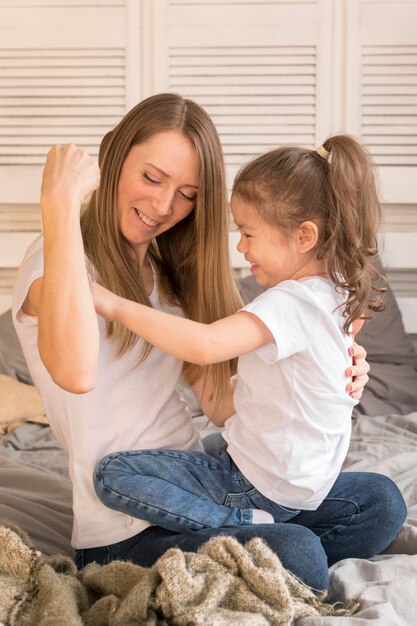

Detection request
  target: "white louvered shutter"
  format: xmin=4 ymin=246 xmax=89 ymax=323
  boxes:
xmin=346 ymin=0 xmax=417 ymax=203
xmin=146 ymin=0 xmax=335 ymax=188
xmin=0 ymin=0 xmax=141 ymax=204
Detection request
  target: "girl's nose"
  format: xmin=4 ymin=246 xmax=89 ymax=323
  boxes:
xmin=236 ymin=234 xmax=246 ymax=253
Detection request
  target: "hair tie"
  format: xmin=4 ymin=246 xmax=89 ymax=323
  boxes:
xmin=316 ymin=145 xmax=330 ymax=160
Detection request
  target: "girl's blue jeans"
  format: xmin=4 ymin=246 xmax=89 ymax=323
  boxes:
xmin=86 ymin=432 xmax=407 ymax=591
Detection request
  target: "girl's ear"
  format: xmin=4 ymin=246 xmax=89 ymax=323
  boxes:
xmin=296 ymin=221 xmax=318 ymax=253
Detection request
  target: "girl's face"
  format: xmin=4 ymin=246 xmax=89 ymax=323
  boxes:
xmin=231 ymin=196 xmax=301 ymax=288
xmin=117 ymin=130 xmax=200 ymax=262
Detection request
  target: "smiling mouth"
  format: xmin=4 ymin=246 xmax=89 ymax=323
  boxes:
xmin=246 ymin=258 xmax=259 ymax=271
xmin=133 ymin=208 xmax=160 ymax=228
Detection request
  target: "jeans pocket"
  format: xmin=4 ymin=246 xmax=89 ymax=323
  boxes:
xmin=226 ymin=486 xmax=261 ymax=508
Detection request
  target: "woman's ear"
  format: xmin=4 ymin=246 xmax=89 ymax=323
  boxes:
xmin=296 ymin=221 xmax=319 ymax=253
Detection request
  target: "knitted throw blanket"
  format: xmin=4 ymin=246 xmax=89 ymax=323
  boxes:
xmin=0 ymin=519 xmax=359 ymax=625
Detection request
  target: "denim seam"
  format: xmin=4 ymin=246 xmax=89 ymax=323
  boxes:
xmin=98 ymin=451 xmax=226 ymax=473
xmin=100 ymin=484 xmax=220 ymax=530
xmin=315 ymin=497 xmax=361 ymax=539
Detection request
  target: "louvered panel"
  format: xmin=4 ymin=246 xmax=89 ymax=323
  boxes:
xmin=179 ymin=85 xmax=316 ymax=97
xmin=386 ymin=270 xmax=417 ymax=296
xmin=0 ymin=205 xmax=41 ymax=231
xmin=362 ymin=44 xmax=417 ymax=167
xmin=0 ymin=269 xmax=18 ymax=294
xmin=382 ymin=204 xmax=417 ymax=231
xmin=365 ymin=86 xmax=417 ymax=96
xmin=170 ymin=55 xmax=316 ymax=67
xmin=163 ymin=0 xmax=334 ymax=184
xmin=364 ymin=65 xmax=417 ymax=76
xmin=363 ymin=126 xmax=416 ymax=136
xmin=371 ymin=156 xmax=417 ymax=166
xmin=216 ymin=120 xmax=314 ymax=130
xmin=191 ymin=104 xmax=314 ymax=115
xmin=172 ymin=75 xmax=316 ymax=87
xmin=171 ymin=65 xmax=315 ymax=77
xmin=0 ymin=267 xmax=17 ymax=314
xmin=3 ymin=1 xmax=123 ymax=5
xmin=0 ymin=47 xmax=125 ymax=166
xmin=183 ymin=95 xmax=315 ymax=106
xmin=1 ymin=135 xmax=106 ymax=145
xmin=169 ymin=45 xmax=317 ymax=173
xmin=170 ymin=0 xmax=317 ymax=4
xmin=0 ymin=47 xmax=124 ymax=63
xmin=345 ymin=1 xmax=417 ymax=201
xmin=0 ymin=1 xmax=138 ymax=203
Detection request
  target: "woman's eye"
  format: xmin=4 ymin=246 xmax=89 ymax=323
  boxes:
xmin=179 ymin=191 xmax=196 ymax=202
xmin=144 ymin=173 xmax=160 ymax=184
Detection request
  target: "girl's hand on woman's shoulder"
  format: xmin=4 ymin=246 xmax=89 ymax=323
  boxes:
xmin=346 ymin=342 xmax=370 ymax=400
xmin=41 ymin=144 xmax=100 ymax=218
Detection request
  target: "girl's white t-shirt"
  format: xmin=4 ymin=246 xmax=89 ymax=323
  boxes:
xmin=12 ymin=236 xmax=202 ymax=549
xmin=223 ymin=277 xmax=358 ymax=510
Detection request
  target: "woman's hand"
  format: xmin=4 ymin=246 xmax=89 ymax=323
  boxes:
xmin=41 ymin=144 xmax=100 ymax=218
xmin=90 ymin=282 xmax=121 ymax=322
xmin=346 ymin=342 xmax=370 ymax=400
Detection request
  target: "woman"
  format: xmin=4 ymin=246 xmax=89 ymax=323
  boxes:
xmin=13 ymin=93 xmax=374 ymax=591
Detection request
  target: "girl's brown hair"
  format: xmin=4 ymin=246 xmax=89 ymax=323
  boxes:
xmin=81 ymin=93 xmax=242 ymax=408
xmin=232 ymin=134 xmax=385 ymax=332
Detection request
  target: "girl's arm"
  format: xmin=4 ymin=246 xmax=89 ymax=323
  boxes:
xmin=24 ymin=145 xmax=101 ymax=393
xmin=91 ymin=282 xmax=274 ymax=366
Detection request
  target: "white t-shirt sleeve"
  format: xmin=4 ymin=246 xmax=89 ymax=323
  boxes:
xmin=13 ymin=235 xmax=96 ymax=327
xmin=13 ymin=235 xmax=45 ymax=326
xmin=241 ymin=283 xmax=322 ymax=364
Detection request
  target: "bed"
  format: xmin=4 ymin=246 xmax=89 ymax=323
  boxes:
xmin=1 ymin=271 xmax=417 ymax=625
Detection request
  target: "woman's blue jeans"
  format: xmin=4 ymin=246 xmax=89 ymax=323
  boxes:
xmin=90 ymin=432 xmax=407 ymax=590
xmin=75 ymin=523 xmax=329 ymax=591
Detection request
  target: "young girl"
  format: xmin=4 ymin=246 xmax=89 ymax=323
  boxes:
xmin=91 ymin=135 xmax=405 ymax=558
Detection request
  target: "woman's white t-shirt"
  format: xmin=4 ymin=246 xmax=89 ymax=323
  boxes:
xmin=223 ymin=277 xmax=358 ymax=510
xmin=12 ymin=236 xmax=202 ymax=549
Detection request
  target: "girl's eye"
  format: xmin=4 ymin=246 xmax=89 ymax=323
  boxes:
xmin=143 ymin=173 xmax=160 ymax=184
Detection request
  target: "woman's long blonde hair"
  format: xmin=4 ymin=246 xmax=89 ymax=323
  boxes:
xmin=81 ymin=93 xmax=242 ymax=408
xmin=232 ymin=135 xmax=385 ymax=333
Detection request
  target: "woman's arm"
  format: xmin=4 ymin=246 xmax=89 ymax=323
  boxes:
xmin=91 ymin=282 xmax=273 ymax=366
xmin=25 ymin=145 xmax=101 ymax=393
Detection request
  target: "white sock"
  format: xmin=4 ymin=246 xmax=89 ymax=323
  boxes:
xmin=251 ymin=509 xmax=274 ymax=524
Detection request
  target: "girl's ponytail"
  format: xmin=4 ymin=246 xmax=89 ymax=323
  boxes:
xmin=320 ymin=135 xmax=385 ymax=332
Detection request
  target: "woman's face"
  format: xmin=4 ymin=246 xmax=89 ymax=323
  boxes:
xmin=117 ymin=130 xmax=200 ymax=261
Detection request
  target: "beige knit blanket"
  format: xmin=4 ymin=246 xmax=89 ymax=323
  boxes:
xmin=0 ymin=519 xmax=359 ymax=625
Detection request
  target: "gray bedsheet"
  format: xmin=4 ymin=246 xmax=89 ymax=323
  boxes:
xmin=298 ymin=412 xmax=417 ymax=626
xmin=0 ymin=423 xmax=73 ymax=556
xmin=1 ymin=414 xmax=417 ymax=624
